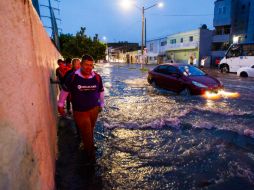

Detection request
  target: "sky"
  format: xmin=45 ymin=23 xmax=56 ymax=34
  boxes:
xmin=60 ymin=0 xmax=215 ymax=43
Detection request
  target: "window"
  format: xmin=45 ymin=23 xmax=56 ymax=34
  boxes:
xmin=155 ymin=65 xmax=168 ymax=74
xmin=242 ymin=44 xmax=254 ymax=56
xmin=223 ymin=6 xmax=226 ymax=14
xmin=170 ymin=39 xmax=176 ymax=44
xmin=189 ymin=36 xmax=193 ymax=42
xmin=178 ymin=65 xmax=205 ymax=76
xmin=161 ymin=41 xmax=167 ymax=46
xmin=227 ymin=45 xmax=242 ymax=57
xmin=166 ymin=66 xmax=179 ymax=75
xmin=180 ymin=38 xmax=183 ymax=43
xmin=219 ymin=7 xmax=222 ymax=14
xmin=150 ymin=43 xmax=153 ymax=51
xmin=224 ymin=27 xmax=231 ymax=34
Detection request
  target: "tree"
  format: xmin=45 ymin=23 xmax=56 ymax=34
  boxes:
xmin=59 ymin=27 xmax=106 ymax=62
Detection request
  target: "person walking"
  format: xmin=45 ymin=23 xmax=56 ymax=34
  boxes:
xmin=188 ymin=55 xmax=194 ymax=65
xmin=63 ymin=58 xmax=81 ymax=80
xmin=57 ymin=55 xmax=104 ymax=164
xmin=56 ymin=59 xmax=68 ymax=89
xmin=63 ymin=58 xmax=81 ymax=114
xmin=65 ymin=57 xmax=72 ymax=70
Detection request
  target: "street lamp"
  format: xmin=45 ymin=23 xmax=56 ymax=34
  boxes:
xmin=120 ymin=0 xmax=135 ymax=10
xmin=141 ymin=3 xmax=164 ymax=68
xmin=120 ymin=1 xmax=164 ymax=68
xmin=102 ymin=36 xmax=107 ymax=41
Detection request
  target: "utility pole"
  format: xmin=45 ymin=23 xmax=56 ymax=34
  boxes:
xmin=141 ymin=6 xmax=145 ymax=69
xmin=141 ymin=3 xmax=163 ymax=68
xmin=145 ymin=18 xmax=147 ymax=48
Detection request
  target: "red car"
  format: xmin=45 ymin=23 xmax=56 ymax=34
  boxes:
xmin=147 ymin=64 xmax=223 ymax=95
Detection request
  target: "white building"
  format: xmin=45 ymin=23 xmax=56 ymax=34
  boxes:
xmin=146 ymin=27 xmax=213 ymax=67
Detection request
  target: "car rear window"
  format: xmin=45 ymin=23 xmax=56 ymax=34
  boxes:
xmin=154 ymin=65 xmax=168 ymax=74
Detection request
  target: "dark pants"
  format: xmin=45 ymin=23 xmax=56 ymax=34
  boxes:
xmin=66 ymin=95 xmax=71 ymax=112
xmin=73 ymin=106 xmax=99 ymax=162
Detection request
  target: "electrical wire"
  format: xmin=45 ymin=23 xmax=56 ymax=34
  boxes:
xmin=148 ymin=13 xmax=213 ymax=17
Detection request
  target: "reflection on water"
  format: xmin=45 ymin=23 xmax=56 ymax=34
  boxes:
xmin=94 ymin=63 xmax=254 ymax=189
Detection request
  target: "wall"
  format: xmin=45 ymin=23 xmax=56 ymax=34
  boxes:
xmin=167 ymin=29 xmax=200 ymax=46
xmin=0 ymin=0 xmax=60 ymax=189
xmin=247 ymin=0 xmax=254 ymax=42
xmin=213 ymin=0 xmax=232 ymax=27
xmin=167 ymin=49 xmax=199 ymax=64
xmin=232 ymin=0 xmax=250 ymax=36
xmin=166 ymin=30 xmax=200 ymax=64
xmin=199 ymin=29 xmax=213 ymax=66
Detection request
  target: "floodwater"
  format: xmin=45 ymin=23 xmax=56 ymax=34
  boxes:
xmin=56 ymin=63 xmax=254 ymax=190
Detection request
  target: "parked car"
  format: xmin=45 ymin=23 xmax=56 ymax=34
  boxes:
xmin=147 ymin=63 xmax=224 ymax=95
xmin=237 ymin=65 xmax=254 ymax=77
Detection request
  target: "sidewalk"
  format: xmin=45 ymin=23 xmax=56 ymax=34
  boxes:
xmin=55 ymin=116 xmax=102 ymax=190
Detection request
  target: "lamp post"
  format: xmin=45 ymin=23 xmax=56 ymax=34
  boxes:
xmin=120 ymin=0 xmax=164 ymax=68
xmin=141 ymin=2 xmax=164 ymax=69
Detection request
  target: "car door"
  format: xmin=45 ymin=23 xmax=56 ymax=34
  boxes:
xmin=226 ymin=44 xmax=241 ymax=72
xmin=163 ymin=66 xmax=184 ymax=92
xmin=249 ymin=65 xmax=254 ymax=77
xmin=153 ymin=65 xmax=168 ymax=88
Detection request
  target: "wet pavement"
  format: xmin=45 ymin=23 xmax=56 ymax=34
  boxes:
xmin=56 ymin=63 xmax=254 ymax=190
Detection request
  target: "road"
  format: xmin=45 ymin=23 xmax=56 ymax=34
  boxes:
xmin=57 ymin=63 xmax=254 ymax=190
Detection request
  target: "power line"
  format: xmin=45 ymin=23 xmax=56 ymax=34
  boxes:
xmin=148 ymin=13 xmax=213 ymax=17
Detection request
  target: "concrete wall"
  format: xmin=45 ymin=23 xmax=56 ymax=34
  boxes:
xmin=213 ymin=0 xmax=232 ymax=27
xmin=247 ymin=0 xmax=254 ymax=42
xmin=199 ymin=29 xmax=213 ymax=66
xmin=0 ymin=0 xmax=60 ymax=189
xmin=167 ymin=29 xmax=200 ymax=45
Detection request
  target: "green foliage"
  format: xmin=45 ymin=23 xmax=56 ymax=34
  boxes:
xmin=59 ymin=27 xmax=106 ymax=62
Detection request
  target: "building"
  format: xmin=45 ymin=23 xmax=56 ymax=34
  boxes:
xmin=118 ymin=50 xmax=140 ymax=64
xmin=107 ymin=42 xmax=140 ymax=62
xmin=146 ymin=27 xmax=213 ymax=66
xmin=146 ymin=37 xmax=168 ymax=64
xmin=212 ymin=0 xmax=254 ymax=64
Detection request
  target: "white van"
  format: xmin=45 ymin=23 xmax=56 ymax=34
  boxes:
xmin=219 ymin=43 xmax=254 ymax=73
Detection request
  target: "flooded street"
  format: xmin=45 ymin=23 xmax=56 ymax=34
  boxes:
xmin=57 ymin=63 xmax=254 ymax=190
xmin=96 ymin=63 xmax=254 ymax=190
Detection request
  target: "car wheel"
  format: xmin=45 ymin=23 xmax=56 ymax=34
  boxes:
xmin=240 ymin=72 xmax=248 ymax=77
xmin=180 ymin=88 xmax=191 ymax=96
xmin=151 ymin=80 xmax=157 ymax=87
xmin=220 ymin=64 xmax=229 ymax=73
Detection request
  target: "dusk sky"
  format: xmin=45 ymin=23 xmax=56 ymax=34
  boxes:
xmin=60 ymin=0 xmax=215 ymax=43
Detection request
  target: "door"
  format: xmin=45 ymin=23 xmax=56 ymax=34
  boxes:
xmin=163 ymin=66 xmax=184 ymax=92
xmin=249 ymin=65 xmax=254 ymax=77
xmin=226 ymin=44 xmax=242 ymax=72
xmin=153 ymin=65 xmax=168 ymax=88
